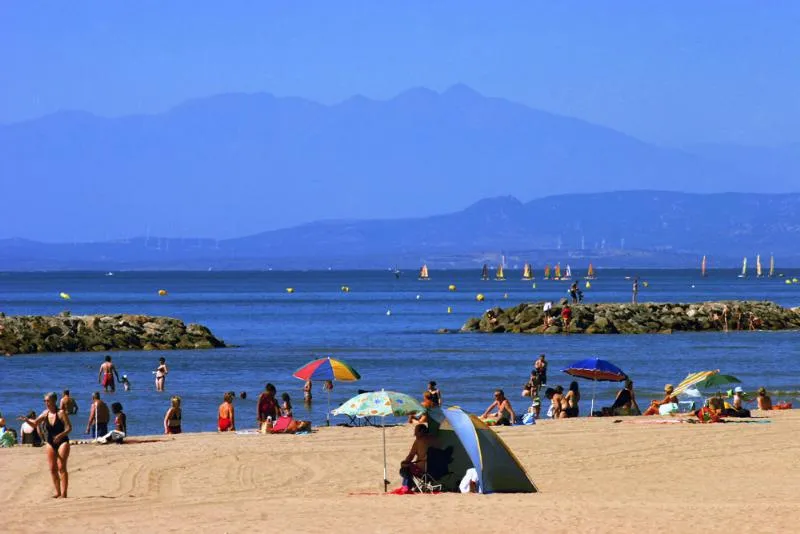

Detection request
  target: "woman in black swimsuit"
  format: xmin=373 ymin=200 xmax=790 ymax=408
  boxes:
xmin=19 ymin=392 xmax=72 ymax=498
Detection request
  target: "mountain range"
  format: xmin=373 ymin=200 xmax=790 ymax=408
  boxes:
xmin=3 ymin=191 xmax=799 ymax=270
xmin=3 ymin=84 xmax=799 ymax=244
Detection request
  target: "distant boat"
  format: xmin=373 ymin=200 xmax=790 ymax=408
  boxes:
xmin=738 ymin=257 xmax=747 ymax=278
xmin=418 ymin=264 xmax=430 ymax=281
xmin=769 ymin=255 xmax=775 ymax=278
xmin=585 ymin=263 xmax=596 ymax=280
xmin=481 ymin=264 xmax=490 ymax=281
xmin=756 ymin=254 xmax=763 ymax=278
xmin=393 ymin=267 xmax=401 ymax=279
xmin=495 ymin=264 xmax=506 ymax=281
xmin=544 ymin=264 xmax=552 ymax=280
xmin=701 ymin=256 xmax=707 ymax=278
xmin=562 ymin=264 xmax=572 ymax=280
xmin=554 ymin=263 xmax=562 ymax=280
xmin=522 ymin=263 xmax=533 ymax=280
xmin=105 ymin=272 xmax=114 ymax=277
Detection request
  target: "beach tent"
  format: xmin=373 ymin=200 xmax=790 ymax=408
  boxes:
xmin=427 ymin=407 xmax=537 ymax=494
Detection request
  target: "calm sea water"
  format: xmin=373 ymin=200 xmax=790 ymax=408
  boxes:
xmin=1 ymin=269 xmax=799 ymax=435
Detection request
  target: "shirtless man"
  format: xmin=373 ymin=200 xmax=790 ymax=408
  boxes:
xmin=399 ymin=424 xmax=434 ymax=492
xmin=98 ymin=355 xmax=120 ymax=393
xmin=60 ymin=389 xmax=79 ymax=415
xmin=86 ymin=392 xmax=111 ymax=437
xmin=480 ymin=389 xmax=516 ymax=426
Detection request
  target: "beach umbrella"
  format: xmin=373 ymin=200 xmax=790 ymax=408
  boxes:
xmin=694 ymin=374 xmax=741 ymax=391
xmin=332 ymin=390 xmax=425 ymax=492
xmin=562 ymin=357 xmax=627 ymax=416
xmin=672 ymin=370 xmax=719 ymax=397
xmin=293 ymin=356 xmax=361 ymax=426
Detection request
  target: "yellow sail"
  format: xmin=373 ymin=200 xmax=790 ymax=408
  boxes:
xmin=756 ymin=254 xmax=762 ymax=277
xmin=495 ymin=265 xmax=505 ymax=280
xmin=419 ymin=264 xmax=430 ymax=280
xmin=554 ymin=263 xmax=562 ymax=279
xmin=586 ymin=263 xmax=595 ymax=279
xmin=769 ymin=255 xmax=775 ymax=277
xmin=544 ymin=264 xmax=551 ymax=279
xmin=701 ymin=256 xmax=707 ymax=277
xmin=522 ymin=263 xmax=532 ymax=280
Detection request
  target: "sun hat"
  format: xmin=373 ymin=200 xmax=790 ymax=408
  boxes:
xmin=733 ymin=386 xmax=744 ymax=394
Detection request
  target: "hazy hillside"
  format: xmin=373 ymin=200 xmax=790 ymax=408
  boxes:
xmin=2 ymin=191 xmax=799 ymax=270
xmin=0 ymin=85 xmax=765 ymax=242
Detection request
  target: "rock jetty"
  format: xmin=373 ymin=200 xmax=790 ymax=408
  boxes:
xmin=460 ymin=301 xmax=800 ymax=335
xmin=0 ymin=313 xmax=226 ymax=355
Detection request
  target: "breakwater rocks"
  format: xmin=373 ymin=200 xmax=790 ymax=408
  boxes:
xmin=0 ymin=313 xmax=226 ymax=355
xmin=460 ymin=301 xmax=800 ymax=335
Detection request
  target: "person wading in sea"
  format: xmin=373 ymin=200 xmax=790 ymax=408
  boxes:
xmin=98 ymin=355 xmax=120 ymax=393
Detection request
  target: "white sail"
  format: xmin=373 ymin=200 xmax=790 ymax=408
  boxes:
xmin=739 ymin=257 xmax=747 ymax=278
xmin=756 ymin=254 xmax=762 ymax=277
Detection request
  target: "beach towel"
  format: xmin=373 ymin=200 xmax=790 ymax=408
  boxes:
xmin=658 ymin=403 xmax=679 ymax=415
xmin=521 ymin=412 xmax=536 ymax=425
xmin=459 ymin=468 xmax=482 ymax=494
xmin=96 ymin=430 xmax=125 ymax=444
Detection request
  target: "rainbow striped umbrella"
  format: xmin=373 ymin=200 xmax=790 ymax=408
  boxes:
xmin=293 ymin=357 xmax=360 ymax=426
xmin=292 ymin=357 xmax=361 ymax=382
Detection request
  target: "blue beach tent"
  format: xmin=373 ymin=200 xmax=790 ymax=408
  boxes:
xmin=427 ymin=407 xmax=537 ymax=493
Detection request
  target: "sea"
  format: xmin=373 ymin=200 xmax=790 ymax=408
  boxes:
xmin=1 ymin=269 xmax=799 ymax=436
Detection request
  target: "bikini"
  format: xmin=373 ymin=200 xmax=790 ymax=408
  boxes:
xmin=45 ymin=411 xmax=67 ymax=447
xmin=167 ymin=408 xmax=182 ymax=434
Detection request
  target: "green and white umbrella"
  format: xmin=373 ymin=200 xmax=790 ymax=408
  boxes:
xmin=332 ymin=390 xmax=425 ymax=492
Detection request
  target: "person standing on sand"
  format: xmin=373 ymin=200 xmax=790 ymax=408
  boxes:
xmin=303 ymin=380 xmax=312 ymax=404
xmin=632 ymin=278 xmax=639 ymax=304
xmin=18 ymin=392 xmax=71 ymax=498
xmin=98 ymin=355 xmax=120 ymax=393
xmin=59 ymin=389 xmax=78 ymax=415
xmin=155 ymin=357 xmax=168 ymax=391
xmin=218 ymin=392 xmax=235 ymax=432
xmin=86 ymin=392 xmax=110 ymax=437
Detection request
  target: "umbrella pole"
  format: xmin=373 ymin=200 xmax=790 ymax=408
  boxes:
xmin=382 ymin=416 xmax=388 ymax=492
xmin=591 ymin=378 xmax=597 ymax=417
xmin=326 ymin=389 xmax=331 ymax=427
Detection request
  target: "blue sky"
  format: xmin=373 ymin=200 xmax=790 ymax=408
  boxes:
xmin=2 ymin=1 xmax=799 ymax=145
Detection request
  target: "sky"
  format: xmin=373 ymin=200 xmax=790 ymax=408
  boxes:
xmin=2 ymin=1 xmax=800 ymax=146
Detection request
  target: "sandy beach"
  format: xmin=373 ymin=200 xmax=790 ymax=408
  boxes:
xmin=2 ymin=410 xmax=799 ymax=533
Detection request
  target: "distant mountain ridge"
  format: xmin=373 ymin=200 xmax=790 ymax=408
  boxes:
xmin=3 ymin=191 xmax=800 ymax=270
xmin=3 ymin=84 xmax=793 ymax=243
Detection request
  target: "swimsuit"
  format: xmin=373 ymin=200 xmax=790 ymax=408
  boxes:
xmin=258 ymin=396 xmax=277 ymax=421
xmin=45 ymin=412 xmax=67 ymax=447
xmin=102 ymin=372 xmax=114 ymax=388
xmin=218 ymin=417 xmax=232 ymax=431
xmin=429 ymin=391 xmax=440 ymax=405
xmin=167 ymin=408 xmax=182 ymax=434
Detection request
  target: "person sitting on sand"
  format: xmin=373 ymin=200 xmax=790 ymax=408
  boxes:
xmin=218 ymin=392 xmax=235 ymax=432
xmin=408 ymin=392 xmax=435 ymax=425
xmin=399 ymin=424 xmax=434 ymax=493
xmin=695 ymin=395 xmax=725 ymax=423
xmin=560 ymin=381 xmax=580 ymax=418
xmin=728 ymin=387 xmax=751 ymax=418
xmin=607 ymin=379 xmax=640 ymax=416
xmin=528 ymin=381 xmax=542 ymax=418
xmin=164 ymin=396 xmax=182 ymax=434
xmin=643 ymin=384 xmax=678 ymax=416
xmin=97 ymin=402 xmax=127 ymax=444
xmin=481 ymin=389 xmax=515 ymax=425
xmin=756 ymin=387 xmax=772 ymax=411
xmin=20 ymin=410 xmax=43 ymax=446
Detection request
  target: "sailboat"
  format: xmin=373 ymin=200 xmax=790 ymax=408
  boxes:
xmin=585 ymin=263 xmax=596 ymax=280
xmin=522 ymin=263 xmax=533 ymax=280
xmin=756 ymin=254 xmax=763 ymax=278
xmin=495 ymin=264 xmax=506 ymax=281
xmin=554 ymin=263 xmax=562 ymax=280
xmin=544 ymin=264 xmax=552 ymax=280
xmin=392 ymin=266 xmax=401 ymax=279
xmin=562 ymin=265 xmax=572 ymax=280
xmin=701 ymin=256 xmax=707 ymax=278
xmin=769 ymin=255 xmax=775 ymax=278
xmin=738 ymin=257 xmax=747 ymax=278
xmin=418 ymin=264 xmax=430 ymax=281
xmin=481 ymin=264 xmax=490 ymax=281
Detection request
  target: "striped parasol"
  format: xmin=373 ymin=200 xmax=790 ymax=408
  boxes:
xmin=672 ymin=370 xmax=719 ymax=396
xmin=293 ymin=357 xmax=361 ymax=426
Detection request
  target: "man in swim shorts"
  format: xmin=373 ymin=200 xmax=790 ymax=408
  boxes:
xmin=98 ymin=355 xmax=120 ymax=393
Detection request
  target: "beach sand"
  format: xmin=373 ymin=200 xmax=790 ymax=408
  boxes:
xmin=2 ymin=410 xmax=799 ymax=533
